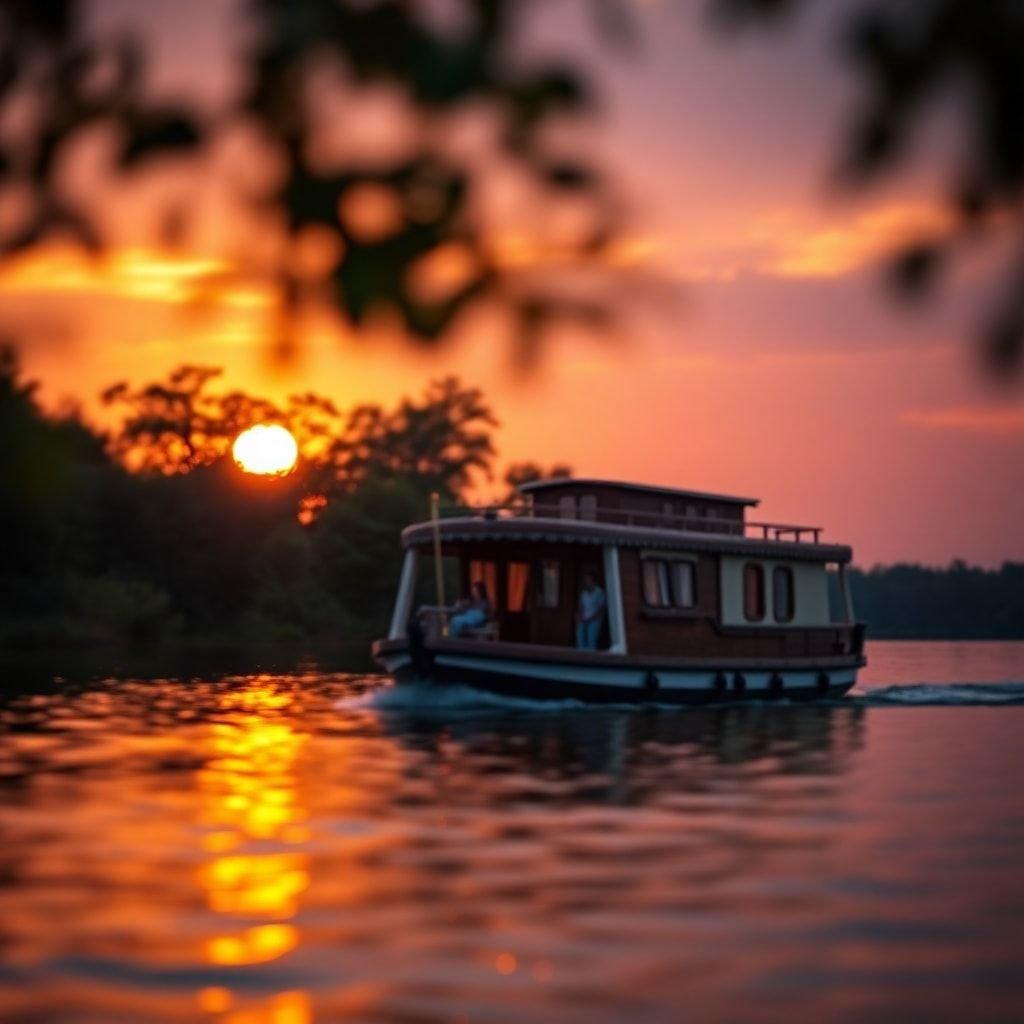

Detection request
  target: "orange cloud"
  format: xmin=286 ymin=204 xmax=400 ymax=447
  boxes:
xmin=902 ymin=405 xmax=1024 ymax=436
xmin=0 ymin=245 xmax=269 ymax=309
xmin=765 ymin=202 xmax=951 ymax=279
xmin=653 ymin=200 xmax=953 ymax=284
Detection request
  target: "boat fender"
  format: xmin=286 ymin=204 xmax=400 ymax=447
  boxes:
xmin=816 ymin=671 xmax=830 ymax=693
xmin=713 ymin=671 xmax=728 ymax=694
xmin=769 ymin=672 xmax=784 ymax=696
xmin=732 ymin=672 xmax=746 ymax=694
xmin=644 ymin=670 xmax=660 ymax=695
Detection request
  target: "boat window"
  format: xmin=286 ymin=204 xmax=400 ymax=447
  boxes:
xmin=773 ymin=565 xmax=795 ymax=622
xmin=743 ymin=563 xmax=765 ymax=621
xmin=469 ymin=559 xmax=498 ymax=606
xmin=558 ymin=495 xmax=577 ymax=519
xmin=507 ymin=562 xmax=530 ymax=612
xmin=579 ymin=494 xmax=598 ymax=521
xmin=641 ymin=559 xmax=671 ymax=607
xmin=706 ymin=505 xmax=718 ymax=523
xmin=662 ymin=501 xmax=674 ymax=524
xmin=538 ymin=560 xmax=560 ymax=608
xmin=685 ymin=505 xmax=696 ymax=520
xmin=669 ymin=560 xmax=696 ymax=608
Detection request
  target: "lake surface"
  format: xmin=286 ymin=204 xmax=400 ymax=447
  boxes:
xmin=2 ymin=641 xmax=1024 ymax=1023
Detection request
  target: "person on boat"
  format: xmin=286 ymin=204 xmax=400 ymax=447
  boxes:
xmin=448 ymin=581 xmax=492 ymax=637
xmin=576 ymin=572 xmax=606 ymax=650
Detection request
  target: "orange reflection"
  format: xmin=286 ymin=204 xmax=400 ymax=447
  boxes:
xmin=205 ymin=923 xmax=300 ymax=966
xmin=199 ymin=854 xmax=309 ymax=917
xmin=196 ymin=683 xmax=311 ymax=1017
xmin=224 ymin=990 xmax=311 ymax=1024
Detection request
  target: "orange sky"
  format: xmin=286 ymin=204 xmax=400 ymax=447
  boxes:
xmin=3 ymin=0 xmax=1022 ymax=568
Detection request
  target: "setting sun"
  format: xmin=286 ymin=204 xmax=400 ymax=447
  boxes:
xmin=232 ymin=425 xmax=298 ymax=476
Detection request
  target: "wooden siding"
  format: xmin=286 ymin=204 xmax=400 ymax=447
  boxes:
xmin=527 ymin=482 xmax=746 ymax=526
xmin=422 ymin=540 xmax=857 ymax=659
xmin=619 ymin=548 xmax=855 ymax=659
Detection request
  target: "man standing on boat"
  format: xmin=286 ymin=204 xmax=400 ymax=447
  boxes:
xmin=576 ymin=572 xmax=606 ymax=650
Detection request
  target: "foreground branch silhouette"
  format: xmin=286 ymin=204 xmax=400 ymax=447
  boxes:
xmin=0 ymin=0 xmax=624 ymax=361
xmin=713 ymin=0 xmax=1024 ymax=372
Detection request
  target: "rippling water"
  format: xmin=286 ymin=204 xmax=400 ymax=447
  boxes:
xmin=2 ymin=641 xmax=1023 ymax=1023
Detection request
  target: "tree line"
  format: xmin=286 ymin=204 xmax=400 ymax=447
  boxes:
xmin=1 ymin=348 xmax=1020 ymax=649
xmin=0 ymin=348 xmax=563 ymax=648
xmin=845 ymin=563 xmax=1024 ymax=640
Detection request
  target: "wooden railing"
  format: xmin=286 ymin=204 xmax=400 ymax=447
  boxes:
xmin=438 ymin=502 xmax=824 ymax=545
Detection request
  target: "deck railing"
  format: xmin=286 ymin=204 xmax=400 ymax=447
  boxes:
xmin=438 ymin=501 xmax=824 ymax=545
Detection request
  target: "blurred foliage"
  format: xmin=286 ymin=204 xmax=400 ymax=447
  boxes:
xmin=711 ymin=0 xmax=1024 ymax=372
xmin=0 ymin=0 xmax=633 ymax=360
xmin=4 ymin=1 xmax=1021 ymax=367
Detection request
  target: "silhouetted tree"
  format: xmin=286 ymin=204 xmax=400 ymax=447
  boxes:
xmin=843 ymin=561 xmax=1024 ymax=639
xmin=3 ymin=347 xmax=1022 ymax=648
xmin=328 ymin=377 xmax=497 ymax=498
xmin=502 ymin=461 xmax=573 ymax=501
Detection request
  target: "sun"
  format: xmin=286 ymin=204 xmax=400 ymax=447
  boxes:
xmin=232 ymin=425 xmax=298 ymax=476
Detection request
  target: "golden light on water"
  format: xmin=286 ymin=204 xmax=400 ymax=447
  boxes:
xmin=196 ymin=682 xmax=311 ymax=1020
xmin=232 ymin=425 xmax=298 ymax=476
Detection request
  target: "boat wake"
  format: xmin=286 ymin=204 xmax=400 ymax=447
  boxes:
xmin=335 ymin=681 xmax=607 ymax=714
xmin=856 ymin=683 xmax=1024 ymax=706
xmin=334 ymin=679 xmax=1024 ymax=714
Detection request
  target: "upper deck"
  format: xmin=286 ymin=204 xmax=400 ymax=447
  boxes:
xmin=406 ymin=478 xmax=851 ymax=563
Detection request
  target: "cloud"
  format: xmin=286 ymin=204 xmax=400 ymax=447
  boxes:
xmin=0 ymin=246 xmax=269 ymax=309
xmin=764 ymin=203 xmax=952 ymax=280
xmin=647 ymin=200 xmax=953 ymax=285
xmin=902 ymin=405 xmax=1024 ymax=436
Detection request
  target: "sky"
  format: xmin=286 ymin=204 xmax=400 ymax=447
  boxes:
xmin=4 ymin=0 xmax=1023 ymax=568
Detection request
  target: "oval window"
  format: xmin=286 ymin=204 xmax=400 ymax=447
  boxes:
xmin=743 ymin=563 xmax=765 ymax=622
xmin=773 ymin=566 xmax=795 ymax=622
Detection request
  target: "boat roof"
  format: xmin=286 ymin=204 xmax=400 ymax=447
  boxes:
xmin=517 ymin=477 xmax=760 ymax=507
xmin=403 ymin=516 xmax=852 ymax=564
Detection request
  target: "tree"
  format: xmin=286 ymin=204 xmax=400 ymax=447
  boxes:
xmin=0 ymin=344 xmax=108 ymax=578
xmin=101 ymin=366 xmax=272 ymax=473
xmin=502 ymin=461 xmax=573 ymax=501
xmin=328 ymin=376 xmax=498 ymax=498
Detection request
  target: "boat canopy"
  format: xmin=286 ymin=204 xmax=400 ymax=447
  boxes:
xmin=402 ymin=515 xmax=853 ymax=564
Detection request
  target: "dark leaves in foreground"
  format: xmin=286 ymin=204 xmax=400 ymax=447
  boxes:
xmin=710 ymin=0 xmax=1024 ymax=373
xmin=0 ymin=0 xmax=622 ymax=362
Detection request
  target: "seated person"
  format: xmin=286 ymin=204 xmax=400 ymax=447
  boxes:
xmin=448 ymin=581 xmax=492 ymax=637
xmin=575 ymin=571 xmax=606 ymax=650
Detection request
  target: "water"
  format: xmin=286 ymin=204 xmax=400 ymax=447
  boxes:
xmin=1 ymin=641 xmax=1023 ymax=1023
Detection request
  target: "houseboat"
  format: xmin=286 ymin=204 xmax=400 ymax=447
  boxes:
xmin=372 ymin=479 xmax=866 ymax=703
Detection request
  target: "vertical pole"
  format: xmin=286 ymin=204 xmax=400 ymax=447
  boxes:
xmin=430 ymin=492 xmax=446 ymax=622
xmin=603 ymin=545 xmax=628 ymax=654
xmin=839 ymin=563 xmax=854 ymax=623
xmin=388 ymin=549 xmax=418 ymax=639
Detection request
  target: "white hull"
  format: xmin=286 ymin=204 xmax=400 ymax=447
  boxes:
xmin=378 ymin=647 xmax=859 ymax=703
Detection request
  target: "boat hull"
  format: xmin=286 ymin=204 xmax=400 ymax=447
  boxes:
xmin=373 ymin=638 xmax=861 ymax=704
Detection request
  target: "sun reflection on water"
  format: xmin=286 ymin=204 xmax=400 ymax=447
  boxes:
xmin=196 ymin=682 xmax=311 ymax=1020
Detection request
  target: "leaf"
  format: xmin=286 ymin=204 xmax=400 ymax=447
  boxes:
xmin=542 ymin=162 xmax=597 ymax=190
xmin=119 ymin=108 xmax=202 ymax=167
xmin=890 ymin=243 xmax=943 ymax=299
